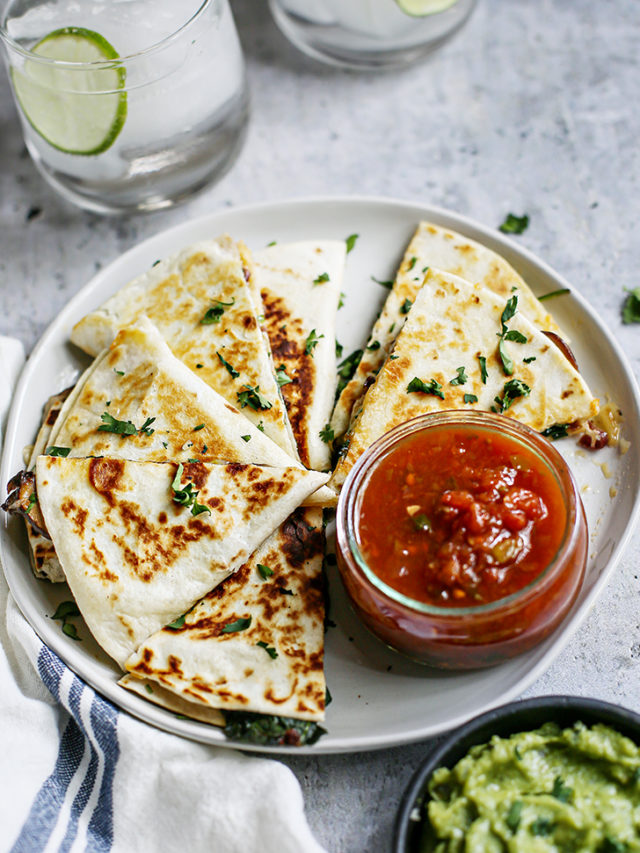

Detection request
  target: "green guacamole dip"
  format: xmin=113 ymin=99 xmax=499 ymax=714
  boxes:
xmin=423 ymin=722 xmax=640 ymax=852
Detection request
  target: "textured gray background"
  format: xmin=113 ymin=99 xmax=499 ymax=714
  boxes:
xmin=1 ymin=1 xmax=639 ymax=851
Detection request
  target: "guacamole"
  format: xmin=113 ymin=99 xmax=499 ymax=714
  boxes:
xmin=423 ymin=722 xmax=640 ymax=852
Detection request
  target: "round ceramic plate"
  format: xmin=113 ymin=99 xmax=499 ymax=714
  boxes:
xmin=2 ymin=197 xmax=639 ymax=755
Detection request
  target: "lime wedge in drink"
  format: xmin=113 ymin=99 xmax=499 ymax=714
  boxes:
xmin=12 ymin=27 xmax=127 ymax=156
xmin=395 ymin=0 xmax=458 ymax=15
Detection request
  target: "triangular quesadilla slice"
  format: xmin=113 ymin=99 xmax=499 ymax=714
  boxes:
xmin=118 ymin=675 xmax=226 ymax=726
xmin=123 ymin=508 xmax=326 ymax=722
xmin=49 ymin=318 xmax=336 ymax=506
xmin=330 ymin=221 xmax=565 ymax=440
xmin=330 ymin=269 xmax=599 ymax=492
xmin=252 ymin=241 xmax=345 ymax=471
xmin=70 ymin=236 xmax=298 ymax=457
xmin=36 ymin=456 xmax=327 ymax=668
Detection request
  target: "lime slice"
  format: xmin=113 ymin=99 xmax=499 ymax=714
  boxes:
xmin=395 ymin=0 xmax=459 ymax=15
xmin=12 ymin=26 xmax=127 ymax=156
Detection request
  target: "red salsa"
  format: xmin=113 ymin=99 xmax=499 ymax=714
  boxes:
xmin=356 ymin=425 xmax=568 ymax=608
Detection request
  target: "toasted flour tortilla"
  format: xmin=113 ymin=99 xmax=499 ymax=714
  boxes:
xmin=330 ymin=221 xmax=565 ymax=440
xmin=70 ymin=236 xmax=298 ymax=457
xmin=330 ymin=269 xmax=599 ymax=492
xmin=36 ymin=456 xmax=326 ymax=668
xmin=252 ymin=241 xmax=345 ymax=471
xmin=123 ymin=508 xmax=326 ymax=721
xmin=49 ymin=319 xmax=336 ymax=506
xmin=118 ymin=676 xmax=226 ymax=726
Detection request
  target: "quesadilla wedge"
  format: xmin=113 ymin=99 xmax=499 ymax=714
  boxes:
xmin=252 ymin=241 xmax=345 ymax=471
xmin=330 ymin=269 xmax=599 ymax=492
xmin=36 ymin=456 xmax=327 ymax=668
xmin=118 ymin=675 xmax=226 ymax=726
xmin=70 ymin=236 xmax=298 ymax=457
xmin=123 ymin=508 xmax=326 ymax=722
xmin=330 ymin=221 xmax=565 ymax=441
xmin=49 ymin=319 xmax=336 ymax=507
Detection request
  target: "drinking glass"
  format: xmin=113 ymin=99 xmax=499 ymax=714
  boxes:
xmin=269 ymin=0 xmax=477 ymax=71
xmin=0 ymin=0 xmax=249 ymax=214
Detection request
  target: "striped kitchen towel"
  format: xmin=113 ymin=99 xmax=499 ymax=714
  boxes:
xmin=0 ymin=336 xmax=326 ymax=853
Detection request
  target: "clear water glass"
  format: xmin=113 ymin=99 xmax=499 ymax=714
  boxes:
xmin=269 ymin=0 xmax=477 ymax=71
xmin=0 ymin=0 xmax=249 ymax=214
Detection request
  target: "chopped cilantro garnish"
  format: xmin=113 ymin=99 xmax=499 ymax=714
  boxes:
xmin=201 ymin=297 xmax=235 ymax=325
xmin=411 ymin=513 xmax=431 ymax=532
xmin=256 ymin=641 xmax=278 ymax=659
xmin=221 ymin=616 xmax=252 ymax=634
xmin=171 ymin=462 xmax=211 ymax=517
xmin=449 ymin=366 xmax=467 ymax=386
xmin=539 ymin=288 xmax=570 ymax=302
xmin=622 ymin=287 xmax=640 ymax=324
xmin=335 ymin=339 xmax=343 ymax=359
xmin=530 ymin=817 xmax=555 ymax=837
xmin=463 ymin=393 xmax=478 ymax=404
xmin=400 ymin=298 xmax=413 ymax=315
xmin=541 ymin=423 xmax=569 ymax=440
xmin=26 ymin=492 xmax=37 ymax=513
xmin=335 ymin=349 xmax=363 ymax=399
xmin=496 ymin=379 xmax=531 ymax=411
xmin=193 ymin=423 xmax=205 ymax=431
xmin=313 ymin=272 xmax=330 ymax=285
xmin=236 ymin=385 xmax=273 ymax=411
xmin=371 ymin=276 xmax=393 ymax=289
xmin=305 ymin=329 xmax=324 ymax=355
xmin=113 ymin=368 xmax=125 ymax=376
xmin=278 ymin=586 xmax=294 ymax=596
xmin=406 ymin=377 xmax=445 ymax=399
xmin=62 ymin=622 xmax=80 ymax=641
xmin=320 ymin=423 xmax=334 ymax=443
xmin=345 ymin=233 xmax=358 ymax=253
xmin=266 ymin=240 xmax=277 ymax=247
xmin=338 ymin=292 xmax=346 ymax=310
xmin=551 ymin=776 xmax=572 ymax=803
xmin=497 ymin=296 xmax=527 ymax=376
xmin=241 ymin=435 xmax=251 ymax=442
xmin=257 ymin=563 xmax=274 ymax=579
xmin=478 ymin=354 xmax=488 ymax=384
xmin=499 ymin=213 xmax=529 ymax=234
xmin=196 ymin=363 xmax=203 ymax=369
xmin=145 ymin=683 xmax=154 ymax=694
xmin=256 ymin=422 xmax=265 ymax=433
xmin=407 ymin=256 xmax=417 ymax=271
xmin=52 ymin=601 xmax=80 ymax=621
xmin=275 ymin=365 xmax=293 ymax=386
xmin=98 ymin=412 xmax=155 ymax=437
xmin=166 ymin=614 xmax=186 ymax=630
xmin=523 ymin=356 xmax=537 ymax=363
xmin=46 ymin=445 xmax=71 ymax=457
xmin=217 ymin=351 xmax=239 ymax=378
xmin=366 ymin=340 xmax=381 ymax=351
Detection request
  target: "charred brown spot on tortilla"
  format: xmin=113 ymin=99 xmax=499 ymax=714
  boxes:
xmin=60 ymin=498 xmax=88 ymax=538
xmin=158 ymin=511 xmax=167 ymax=524
xmin=182 ymin=461 xmax=209 ymax=490
xmin=265 ymin=683 xmax=297 ymax=704
xmin=89 ymin=458 xmax=125 ymax=504
xmin=243 ymin=668 xmax=254 ymax=678
xmin=281 ymin=510 xmax=324 ymax=567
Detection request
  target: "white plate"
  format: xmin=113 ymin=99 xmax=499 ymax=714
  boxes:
xmin=2 ymin=197 xmax=640 ymax=755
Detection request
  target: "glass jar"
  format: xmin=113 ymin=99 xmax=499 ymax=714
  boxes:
xmin=335 ymin=411 xmax=588 ymax=669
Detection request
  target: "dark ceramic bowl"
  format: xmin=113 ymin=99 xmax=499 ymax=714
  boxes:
xmin=393 ymin=695 xmax=640 ymax=853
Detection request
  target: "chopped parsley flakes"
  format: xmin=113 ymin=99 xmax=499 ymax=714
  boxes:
xmin=371 ymin=275 xmax=393 ymax=289
xmin=499 ymin=213 xmax=529 ymax=234
xmin=257 ymin=563 xmax=274 ymax=579
xmin=171 ymin=462 xmax=211 ymax=516
xmin=449 ymin=366 xmax=467 ymax=386
xmin=319 ymin=423 xmax=334 ymax=443
xmin=305 ymin=329 xmax=323 ymax=355
xmin=201 ymin=297 xmax=235 ymax=325
xmin=237 ymin=385 xmax=273 ymax=411
xmin=345 ymin=234 xmax=358 ymax=253
xmin=256 ymin=640 xmax=278 ymax=659
xmin=275 ymin=365 xmax=293 ymax=386
xmin=46 ymin=445 xmax=71 ymax=457
xmin=622 ymin=287 xmax=640 ymax=324
xmin=97 ymin=412 xmax=155 ymax=436
xmin=407 ymin=377 xmax=445 ymax=399
xmin=217 ymin=351 xmax=239 ymax=378
xmin=400 ymin=298 xmax=413 ymax=315
xmin=463 ymin=393 xmax=478 ymax=404
xmin=313 ymin=272 xmax=330 ymax=285
xmin=221 ymin=616 xmax=252 ymax=634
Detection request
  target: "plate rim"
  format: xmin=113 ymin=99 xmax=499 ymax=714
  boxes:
xmin=2 ymin=194 xmax=640 ymax=755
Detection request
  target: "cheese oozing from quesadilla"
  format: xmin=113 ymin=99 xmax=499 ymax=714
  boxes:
xmin=252 ymin=241 xmax=345 ymax=472
xmin=36 ymin=456 xmax=327 ymax=668
xmin=49 ymin=318 xmax=336 ymax=507
xmin=330 ymin=269 xmax=599 ymax=492
xmin=70 ymin=236 xmax=298 ymax=458
xmin=330 ymin=220 xmax=565 ymax=441
xmin=123 ymin=508 xmax=326 ymax=722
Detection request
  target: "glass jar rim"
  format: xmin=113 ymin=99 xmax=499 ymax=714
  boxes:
xmin=0 ymin=0 xmax=211 ymax=66
xmin=337 ymin=410 xmax=584 ymax=618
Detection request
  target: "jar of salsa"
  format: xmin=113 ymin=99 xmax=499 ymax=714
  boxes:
xmin=335 ymin=411 xmax=587 ymax=669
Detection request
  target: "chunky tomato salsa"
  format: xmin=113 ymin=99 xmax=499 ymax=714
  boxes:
xmin=356 ymin=425 xmax=568 ymax=607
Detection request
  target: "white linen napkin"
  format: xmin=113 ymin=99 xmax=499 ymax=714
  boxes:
xmin=0 ymin=335 xmax=326 ymax=853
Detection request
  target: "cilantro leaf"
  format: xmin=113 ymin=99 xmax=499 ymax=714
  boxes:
xmin=506 ymin=800 xmax=523 ymax=832
xmin=320 ymin=423 xmax=334 ymax=443
xmin=539 ymin=288 xmax=570 ymax=302
xmin=499 ymin=337 xmax=515 ymax=376
xmin=257 ymin=563 xmax=274 ymax=579
xmin=345 ymin=233 xmax=358 ymax=253
xmin=275 ymin=365 xmax=293 ymax=387
xmin=542 ymin=423 xmax=569 ymax=440
xmin=501 ymin=295 xmax=519 ymax=330
xmin=407 ymin=256 xmax=417 ymax=271
xmin=371 ymin=276 xmax=393 ymax=289
xmin=335 ymin=339 xmax=343 ymax=359
xmin=46 ymin=445 xmax=71 ymax=457
xmin=241 ymin=435 xmax=251 ymax=442
xmin=335 ymin=349 xmax=363 ymax=399
xmin=52 ymin=601 xmax=80 ymax=621
xmin=497 ymin=379 xmax=531 ymax=411
xmin=166 ymin=614 xmax=186 ymax=630
xmin=201 ymin=297 xmax=235 ymax=325
xmin=313 ymin=272 xmax=330 ymax=285
xmin=622 ymin=287 xmax=640 ymax=324
xmin=499 ymin=213 xmax=529 ymax=234
xmin=217 ymin=351 xmax=239 ymax=378
xmin=256 ymin=640 xmax=278 ymax=659
xmin=366 ymin=339 xmax=381 ymax=351
xmin=504 ymin=329 xmax=528 ymax=343
xmin=221 ymin=616 xmax=252 ymax=634
xmin=449 ymin=366 xmax=467 ymax=386
xmin=463 ymin=393 xmax=478 ymax=404
xmin=97 ymin=412 xmax=157 ymax=436
xmin=171 ymin=463 xmax=211 ymax=517
xmin=305 ymin=329 xmax=323 ymax=355
xmin=400 ymin=298 xmax=413 ymax=315
xmin=551 ymin=776 xmax=572 ymax=803
xmin=62 ymin=622 xmax=80 ymax=641
xmin=338 ymin=292 xmax=346 ymax=310
xmin=477 ymin=354 xmax=488 ymax=384
xmin=236 ymin=385 xmax=273 ymax=411
xmin=406 ymin=377 xmax=445 ymax=399
xmin=530 ymin=817 xmax=554 ymax=837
